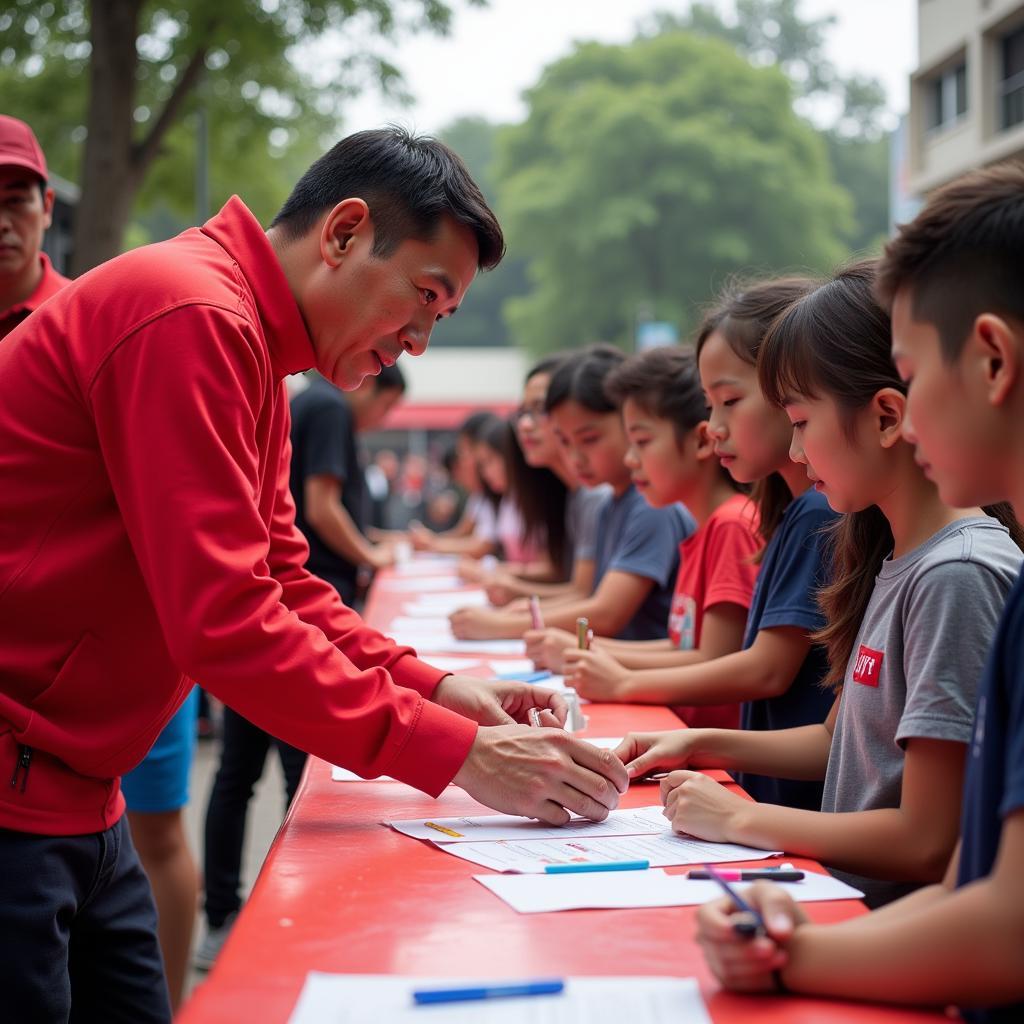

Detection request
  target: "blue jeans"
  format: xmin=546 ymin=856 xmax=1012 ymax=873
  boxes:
xmin=0 ymin=815 xmax=171 ymax=1022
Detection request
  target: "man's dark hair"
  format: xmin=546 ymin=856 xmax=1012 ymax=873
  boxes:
xmin=270 ymin=126 xmax=504 ymax=270
xmin=876 ymin=161 xmax=1024 ymax=361
xmin=374 ymin=362 xmax=406 ymax=394
xmin=458 ymin=410 xmax=499 ymax=441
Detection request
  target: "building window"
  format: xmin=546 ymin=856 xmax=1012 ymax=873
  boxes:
xmin=1001 ymin=25 xmax=1024 ymax=130
xmin=926 ymin=62 xmax=968 ymax=132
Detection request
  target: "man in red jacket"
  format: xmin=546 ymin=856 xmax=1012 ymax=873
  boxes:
xmin=0 ymin=113 xmax=69 ymax=339
xmin=0 ymin=126 xmax=628 ymax=1022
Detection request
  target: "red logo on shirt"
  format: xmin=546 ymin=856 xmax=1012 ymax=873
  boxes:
xmin=852 ymin=644 xmax=884 ymax=687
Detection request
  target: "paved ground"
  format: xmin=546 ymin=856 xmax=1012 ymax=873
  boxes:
xmin=181 ymin=732 xmax=289 ymax=1007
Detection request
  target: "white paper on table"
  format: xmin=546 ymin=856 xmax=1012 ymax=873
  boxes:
xmin=384 ymin=575 xmax=464 ymax=592
xmin=475 ymin=868 xmax=864 ymax=914
xmin=390 ymin=632 xmax=527 ymax=656
xmin=487 ymin=658 xmax=535 ymax=675
xmin=288 ymin=973 xmax=712 ymax=1024
xmin=388 ymin=616 xmax=452 ymax=633
xmin=441 ymin=830 xmax=779 ymax=873
xmin=403 ymin=591 xmax=488 ymax=615
xmin=392 ymin=556 xmax=459 ymax=576
xmin=386 ymin=805 xmax=668 ymax=843
xmin=582 ymin=737 xmax=623 ymax=749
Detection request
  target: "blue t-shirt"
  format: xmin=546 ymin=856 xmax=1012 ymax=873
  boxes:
xmin=592 ymin=486 xmax=695 ymax=641
xmin=737 ymin=487 xmax=837 ymax=811
xmin=956 ymin=571 xmax=1024 ymax=1024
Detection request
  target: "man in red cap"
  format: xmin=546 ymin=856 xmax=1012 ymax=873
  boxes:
xmin=0 ymin=114 xmax=69 ymax=340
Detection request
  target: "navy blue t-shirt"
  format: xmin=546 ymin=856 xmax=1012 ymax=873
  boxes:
xmin=956 ymin=571 xmax=1024 ymax=1024
xmin=288 ymin=376 xmax=367 ymax=604
xmin=592 ymin=487 xmax=696 ymax=641
xmin=737 ymin=487 xmax=837 ymax=810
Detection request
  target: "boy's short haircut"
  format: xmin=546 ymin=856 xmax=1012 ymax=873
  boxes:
xmin=876 ymin=161 xmax=1024 ymax=361
xmin=271 ymin=126 xmax=504 ymax=271
xmin=544 ymin=343 xmax=625 ymax=415
xmin=604 ymin=346 xmax=707 ymax=444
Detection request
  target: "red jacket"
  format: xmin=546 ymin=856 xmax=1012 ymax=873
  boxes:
xmin=0 ymin=197 xmax=477 ymax=835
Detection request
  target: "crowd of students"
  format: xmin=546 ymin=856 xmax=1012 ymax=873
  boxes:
xmin=409 ymin=164 xmax=1024 ymax=1022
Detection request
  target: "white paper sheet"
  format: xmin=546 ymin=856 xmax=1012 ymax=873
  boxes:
xmin=441 ymin=830 xmax=779 ymax=873
xmin=392 ymin=556 xmax=460 ymax=576
xmin=487 ymin=658 xmax=535 ymax=675
xmin=389 ymin=616 xmax=453 ymax=633
xmin=475 ymin=868 xmax=864 ymax=914
xmin=331 ymin=765 xmax=399 ymax=782
xmin=390 ymin=632 xmax=527 ymax=655
xmin=403 ymin=591 xmax=488 ymax=615
xmin=387 ymin=805 xmax=668 ymax=843
xmin=384 ymin=575 xmax=465 ymax=592
xmin=421 ymin=655 xmax=488 ymax=673
xmin=288 ymin=973 xmax=712 ymax=1024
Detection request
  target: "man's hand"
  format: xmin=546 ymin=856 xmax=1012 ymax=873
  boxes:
xmin=562 ymin=644 xmax=629 ymax=701
xmin=433 ymin=674 xmax=568 ymax=727
xmin=524 ymin=627 xmax=576 ymax=671
xmin=453 ymin=725 xmax=630 ymax=824
xmin=696 ymin=882 xmax=807 ymax=992
xmin=614 ymin=729 xmax=703 ymax=780
xmin=661 ymin=770 xmax=747 ymax=842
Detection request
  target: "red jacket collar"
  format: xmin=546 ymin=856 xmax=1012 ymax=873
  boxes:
xmin=201 ymin=196 xmax=316 ymax=379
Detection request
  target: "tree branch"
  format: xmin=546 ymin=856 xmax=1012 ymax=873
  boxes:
xmin=133 ymin=35 xmax=212 ymax=174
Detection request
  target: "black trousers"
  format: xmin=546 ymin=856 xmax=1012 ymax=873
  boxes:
xmin=202 ymin=706 xmax=307 ymax=928
xmin=0 ymin=816 xmax=171 ymax=1023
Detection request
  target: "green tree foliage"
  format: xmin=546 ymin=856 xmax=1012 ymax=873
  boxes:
xmin=431 ymin=116 xmax=526 ymax=347
xmin=651 ymin=0 xmax=891 ymax=252
xmin=493 ymin=31 xmax=851 ymax=353
xmin=0 ymin=0 xmax=479 ymax=272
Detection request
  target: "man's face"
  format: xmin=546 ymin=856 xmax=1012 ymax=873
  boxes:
xmin=0 ymin=167 xmax=53 ymax=284
xmin=891 ymin=287 xmax=1008 ymax=508
xmin=303 ymin=211 xmax=478 ymax=391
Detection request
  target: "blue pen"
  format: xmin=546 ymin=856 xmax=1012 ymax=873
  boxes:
xmin=701 ymin=862 xmax=767 ymax=937
xmin=412 ymin=980 xmax=564 ymax=1005
xmin=544 ymin=859 xmax=649 ymax=874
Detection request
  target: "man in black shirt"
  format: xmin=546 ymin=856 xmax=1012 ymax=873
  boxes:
xmin=289 ymin=365 xmax=405 ymax=604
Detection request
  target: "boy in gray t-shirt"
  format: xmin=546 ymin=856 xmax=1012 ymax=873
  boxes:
xmin=822 ymin=517 xmax=1022 ymax=906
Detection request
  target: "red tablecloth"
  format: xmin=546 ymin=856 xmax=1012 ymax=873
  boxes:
xmin=179 ymin=570 xmax=946 ymax=1023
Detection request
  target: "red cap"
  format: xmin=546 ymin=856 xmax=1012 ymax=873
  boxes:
xmin=0 ymin=115 xmax=47 ymax=181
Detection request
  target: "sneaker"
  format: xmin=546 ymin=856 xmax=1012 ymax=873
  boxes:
xmin=193 ymin=912 xmax=238 ymax=971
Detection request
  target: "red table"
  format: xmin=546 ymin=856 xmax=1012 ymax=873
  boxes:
xmin=179 ymin=571 xmax=946 ymax=1023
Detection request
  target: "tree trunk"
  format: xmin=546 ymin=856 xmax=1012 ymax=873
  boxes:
xmin=72 ymin=0 xmax=143 ymax=275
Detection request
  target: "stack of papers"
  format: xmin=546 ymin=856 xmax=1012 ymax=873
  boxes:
xmin=385 ymin=805 xmax=781 ymax=874
xmin=476 ymin=867 xmax=864 ymax=914
xmin=392 ymin=556 xmax=460 ymax=576
xmin=289 ymin=974 xmax=713 ymax=1023
xmin=390 ymin=630 xmax=527 ymax=656
xmin=403 ymin=591 xmax=489 ymax=615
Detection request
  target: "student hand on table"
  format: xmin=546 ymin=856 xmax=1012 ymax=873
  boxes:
xmin=449 ymin=606 xmax=511 ymax=640
xmin=660 ymin=770 xmax=748 ymax=843
xmin=433 ymin=674 xmax=568 ymax=727
xmin=562 ymin=644 xmax=629 ymax=701
xmin=484 ymin=570 xmax=519 ymax=606
xmin=696 ymin=881 xmax=807 ymax=992
xmin=523 ymin=627 xmax=576 ymax=671
xmin=614 ymin=729 xmax=705 ymax=780
xmin=457 ymin=556 xmax=486 ymax=582
xmin=408 ymin=521 xmax=436 ymax=552
xmin=453 ymin=724 xmax=630 ymax=824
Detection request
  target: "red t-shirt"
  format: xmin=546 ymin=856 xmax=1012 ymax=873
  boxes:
xmin=0 ymin=252 xmax=71 ymax=340
xmin=669 ymin=493 xmax=761 ymax=730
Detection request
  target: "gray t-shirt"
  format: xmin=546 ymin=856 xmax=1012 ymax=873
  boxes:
xmin=822 ymin=517 xmax=1022 ymax=907
xmin=565 ymin=484 xmax=612 ymax=564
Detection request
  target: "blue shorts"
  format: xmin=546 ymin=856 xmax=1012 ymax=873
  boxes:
xmin=121 ymin=688 xmax=198 ymax=814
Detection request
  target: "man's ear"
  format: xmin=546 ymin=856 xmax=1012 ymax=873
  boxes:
xmin=873 ymin=387 xmax=906 ymax=449
xmin=320 ymin=198 xmax=371 ymax=267
xmin=972 ymin=313 xmax=1020 ymax=409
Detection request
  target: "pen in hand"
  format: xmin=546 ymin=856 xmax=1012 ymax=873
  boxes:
xmin=700 ymin=862 xmax=767 ymax=937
